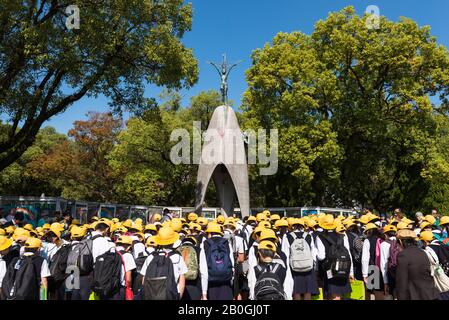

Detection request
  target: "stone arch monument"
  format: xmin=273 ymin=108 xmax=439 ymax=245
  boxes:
xmin=195 ymin=55 xmax=250 ymax=218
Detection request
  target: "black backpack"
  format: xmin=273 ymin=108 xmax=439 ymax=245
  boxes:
xmin=91 ymin=250 xmax=122 ymax=297
xmin=132 ymin=251 xmax=148 ymax=294
xmin=437 ymin=244 xmax=449 ymax=276
xmin=49 ymin=244 xmax=71 ymax=283
xmin=254 ymin=263 xmax=285 ymax=300
xmin=143 ymin=250 xmax=179 ymax=300
xmin=66 ymin=238 xmax=95 ymax=275
xmin=1 ymin=255 xmax=43 ymax=300
xmin=322 ymin=235 xmax=351 ymax=280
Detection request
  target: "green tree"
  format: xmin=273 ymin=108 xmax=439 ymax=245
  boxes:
xmin=242 ymin=7 xmax=449 ymax=212
xmin=0 ymin=126 xmax=67 ymax=195
xmin=0 ymin=0 xmax=198 ymax=171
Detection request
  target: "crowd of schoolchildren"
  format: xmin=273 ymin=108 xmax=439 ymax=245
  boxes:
xmin=0 ymin=207 xmax=449 ymax=300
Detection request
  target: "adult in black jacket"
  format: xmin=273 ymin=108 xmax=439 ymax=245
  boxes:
xmin=396 ymin=229 xmax=440 ymax=300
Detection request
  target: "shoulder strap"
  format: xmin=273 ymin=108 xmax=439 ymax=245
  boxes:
xmin=90 ymin=234 xmax=102 ymax=241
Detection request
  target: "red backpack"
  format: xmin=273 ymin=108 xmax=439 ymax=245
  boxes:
xmin=386 ymin=239 xmax=402 ymax=280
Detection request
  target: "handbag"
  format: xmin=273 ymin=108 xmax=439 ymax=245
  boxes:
xmin=424 ymin=249 xmax=449 ymax=293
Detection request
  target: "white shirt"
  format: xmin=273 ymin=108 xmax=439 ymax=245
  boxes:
xmin=140 ymin=249 xmax=188 ymax=293
xmin=379 ymin=237 xmax=396 ymax=284
xmin=40 ymin=239 xmax=70 ymax=262
xmin=315 ymin=232 xmax=354 ymax=277
xmin=131 ymin=241 xmax=147 ymax=259
xmin=199 ymin=235 xmax=235 ymax=294
xmin=235 ymin=235 xmax=245 ymax=255
xmin=116 ymin=246 xmax=137 ymax=287
xmin=0 ymin=256 xmax=6 ymax=287
xmin=91 ymin=231 xmax=116 ymax=262
xmin=247 ymin=258 xmax=294 ymax=300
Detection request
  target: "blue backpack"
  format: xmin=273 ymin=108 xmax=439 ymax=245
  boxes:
xmin=204 ymin=237 xmax=233 ymax=284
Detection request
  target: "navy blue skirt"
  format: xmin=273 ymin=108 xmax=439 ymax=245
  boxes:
xmin=292 ymin=269 xmax=319 ymax=295
xmin=323 ymin=277 xmax=351 ymax=296
xmin=208 ymin=283 xmax=233 ymax=300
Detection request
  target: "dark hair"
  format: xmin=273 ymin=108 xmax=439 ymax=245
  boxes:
xmin=400 ymin=238 xmax=416 ymax=248
xmin=95 ymin=223 xmax=109 ymax=232
xmin=258 ymin=248 xmax=275 ymax=259
xmin=243 ymin=216 xmax=249 ymax=223
xmin=14 ymin=211 xmax=24 ymax=221
xmin=25 ymin=248 xmax=38 ymax=254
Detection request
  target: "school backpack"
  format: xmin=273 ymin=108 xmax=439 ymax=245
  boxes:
xmin=131 ymin=252 xmax=148 ymax=294
xmin=438 ymin=245 xmax=449 ymax=276
xmin=386 ymin=239 xmax=402 ymax=281
xmin=224 ymin=232 xmax=237 ymax=254
xmin=66 ymin=239 xmax=94 ymax=275
xmin=177 ymin=244 xmax=199 ymax=281
xmin=322 ymin=235 xmax=351 ymax=280
xmin=91 ymin=250 xmax=122 ymax=297
xmin=204 ymin=237 xmax=233 ymax=284
xmin=351 ymin=234 xmax=365 ymax=264
xmin=254 ymin=263 xmax=286 ymax=300
xmin=289 ymin=232 xmax=313 ymax=273
xmin=49 ymin=244 xmax=71 ymax=282
xmin=1 ymin=255 xmax=43 ymax=300
xmin=143 ymin=251 xmax=179 ymax=300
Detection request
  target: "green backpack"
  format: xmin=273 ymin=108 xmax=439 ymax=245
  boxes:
xmin=177 ymin=244 xmax=199 ymax=281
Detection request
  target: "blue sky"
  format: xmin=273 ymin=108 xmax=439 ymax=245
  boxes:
xmin=45 ymin=0 xmax=449 ymax=134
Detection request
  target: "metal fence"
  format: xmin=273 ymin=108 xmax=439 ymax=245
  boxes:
xmin=0 ymin=196 xmax=357 ymax=226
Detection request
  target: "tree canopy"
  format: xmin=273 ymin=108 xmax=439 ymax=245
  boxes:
xmin=0 ymin=0 xmax=198 ymax=171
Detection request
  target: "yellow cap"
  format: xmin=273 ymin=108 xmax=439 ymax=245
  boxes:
xmin=25 ymin=237 xmax=42 ymax=249
xmin=319 ymin=215 xmax=337 ymax=230
xmin=112 ymin=218 xmax=119 ymax=223
xmin=292 ymin=218 xmax=305 ymax=226
xmin=0 ymin=236 xmax=13 ymax=251
xmin=397 ymin=229 xmax=417 ymax=239
xmin=424 ymin=215 xmax=436 ymax=225
xmin=145 ymin=224 xmax=157 ymax=232
xmin=117 ymin=235 xmax=133 ymax=246
xmin=197 ymin=217 xmax=208 ymax=226
xmin=130 ymin=223 xmax=143 ymax=233
xmin=97 ymin=218 xmax=111 ymax=227
xmin=256 ymin=213 xmax=267 ymax=222
xmin=396 ymin=222 xmax=411 ymax=230
xmin=0 ymin=229 xmax=5 ymax=236
xmin=70 ymin=226 xmax=86 ymax=238
xmin=146 ymin=236 xmax=157 ymax=247
xmin=23 ymin=224 xmax=33 ymax=231
xmin=383 ymin=225 xmax=397 ymax=233
xmin=357 ymin=215 xmax=370 ymax=225
xmin=12 ymin=228 xmax=30 ymax=242
xmin=262 ymin=210 xmax=271 ymax=217
xmin=170 ymin=218 xmax=183 ymax=232
xmin=155 ymin=226 xmax=179 ymax=246
xmin=135 ymin=218 xmax=143 ymax=224
xmin=336 ymin=224 xmax=346 ymax=234
xmin=122 ymin=220 xmax=133 ymax=229
xmin=420 ymin=221 xmax=431 ymax=230
xmin=440 ymin=216 xmax=449 ymax=226
xmin=270 ymin=214 xmax=281 ymax=222
xmin=115 ymin=226 xmax=128 ymax=233
xmin=187 ymin=212 xmax=198 ymax=222
xmin=258 ymin=221 xmax=271 ymax=229
xmin=189 ymin=222 xmax=202 ymax=232
xmin=287 ymin=217 xmax=296 ymax=227
xmin=401 ymin=217 xmax=414 ymax=226
xmin=91 ymin=216 xmax=99 ymax=221
xmin=42 ymin=223 xmax=51 ymax=230
xmin=420 ymin=231 xmax=434 ymax=242
xmin=247 ymin=216 xmax=257 ymax=223
xmin=71 ymin=219 xmax=80 ymax=226
xmin=51 ymin=222 xmax=64 ymax=232
xmin=252 ymin=226 xmax=266 ymax=240
xmin=216 ymin=215 xmax=225 ymax=225
xmin=153 ymin=213 xmax=162 ymax=222
xmin=274 ymin=219 xmax=288 ymax=229
xmin=364 ymin=223 xmax=377 ymax=233
xmin=259 ymin=228 xmax=278 ymax=242
xmin=205 ymin=222 xmax=223 ymax=235
xmin=258 ymin=240 xmax=277 ymax=252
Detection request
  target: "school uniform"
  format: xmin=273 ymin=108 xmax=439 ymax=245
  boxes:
xmin=91 ymin=231 xmax=116 ymax=261
xmin=67 ymin=240 xmax=92 ymax=300
xmin=181 ymin=244 xmax=202 ymax=301
xmin=362 ymin=236 xmax=385 ymax=291
xmin=248 ymin=261 xmax=287 ymax=300
xmin=379 ymin=236 xmax=397 ymax=293
xmin=140 ymin=248 xmax=188 ymax=298
xmin=346 ymin=231 xmax=363 ymax=281
xmin=282 ymin=230 xmax=319 ymax=295
xmin=316 ymin=231 xmax=354 ymax=297
xmin=109 ymin=246 xmax=137 ymax=300
xmin=199 ymin=235 xmax=234 ymax=300
xmin=41 ymin=239 xmax=70 ymax=300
